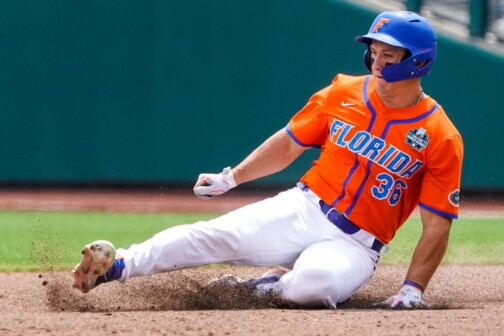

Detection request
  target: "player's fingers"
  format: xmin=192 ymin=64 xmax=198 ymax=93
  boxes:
xmin=194 ymin=176 xmax=215 ymax=199
xmin=193 ymin=186 xmax=215 ymax=199
xmin=193 ymin=185 xmax=212 ymax=194
xmin=392 ymin=299 xmax=429 ymax=309
xmin=373 ymin=295 xmax=401 ymax=309
xmin=195 ymin=194 xmax=214 ymax=200
xmin=411 ymin=300 xmax=428 ymax=309
xmin=194 ymin=176 xmax=210 ymax=187
xmin=391 ymin=300 xmax=408 ymax=309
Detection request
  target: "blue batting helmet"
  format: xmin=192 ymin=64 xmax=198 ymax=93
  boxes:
xmin=355 ymin=11 xmax=437 ymax=82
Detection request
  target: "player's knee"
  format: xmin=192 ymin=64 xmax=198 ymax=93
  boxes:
xmin=281 ymin=267 xmax=340 ymax=308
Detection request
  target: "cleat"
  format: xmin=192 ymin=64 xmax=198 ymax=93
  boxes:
xmin=248 ymin=274 xmax=283 ymax=289
xmin=72 ymin=240 xmax=118 ymax=293
xmin=248 ymin=268 xmax=287 ymax=296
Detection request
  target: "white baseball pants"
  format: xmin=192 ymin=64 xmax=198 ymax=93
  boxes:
xmin=117 ymin=185 xmax=380 ymax=308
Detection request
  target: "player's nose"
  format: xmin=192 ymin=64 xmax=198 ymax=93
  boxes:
xmin=372 ymin=54 xmax=386 ymax=69
xmin=371 ymin=61 xmax=383 ymax=76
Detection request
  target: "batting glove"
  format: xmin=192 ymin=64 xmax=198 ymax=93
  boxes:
xmin=380 ymin=281 xmax=428 ymax=309
xmin=193 ymin=167 xmax=237 ymax=200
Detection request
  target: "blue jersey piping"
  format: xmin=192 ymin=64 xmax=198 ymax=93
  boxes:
xmin=285 ymin=124 xmax=321 ymax=148
xmin=332 ymin=75 xmax=375 ymax=207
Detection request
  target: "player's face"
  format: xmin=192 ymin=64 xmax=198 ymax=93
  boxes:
xmin=369 ymin=40 xmax=406 ymax=84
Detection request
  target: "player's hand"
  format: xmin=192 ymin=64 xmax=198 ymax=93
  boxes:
xmin=378 ymin=284 xmax=428 ymax=309
xmin=193 ymin=167 xmax=237 ymax=200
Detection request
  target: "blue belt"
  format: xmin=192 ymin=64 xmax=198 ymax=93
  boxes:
xmin=319 ymin=200 xmax=384 ymax=253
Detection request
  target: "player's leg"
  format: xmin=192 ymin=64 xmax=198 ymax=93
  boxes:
xmin=270 ymin=236 xmax=378 ymax=308
xmin=118 ymin=187 xmax=325 ymax=280
xmin=73 ymin=186 xmax=325 ymax=292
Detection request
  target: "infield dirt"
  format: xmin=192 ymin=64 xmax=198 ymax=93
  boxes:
xmin=0 ymin=265 xmax=502 ymax=335
xmin=0 ymin=188 xmax=503 ymax=335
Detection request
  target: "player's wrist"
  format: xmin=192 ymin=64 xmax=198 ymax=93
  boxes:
xmin=403 ymin=279 xmax=425 ymax=294
xmin=222 ymin=167 xmax=237 ymax=189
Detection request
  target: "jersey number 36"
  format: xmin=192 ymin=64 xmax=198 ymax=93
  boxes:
xmin=372 ymin=173 xmax=407 ymax=206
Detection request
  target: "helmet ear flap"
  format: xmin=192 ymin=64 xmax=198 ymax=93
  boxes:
xmin=363 ymin=49 xmax=373 ymax=72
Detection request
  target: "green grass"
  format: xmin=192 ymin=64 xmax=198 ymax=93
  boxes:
xmin=0 ymin=211 xmax=216 ymax=272
xmin=0 ymin=211 xmax=502 ymax=271
xmin=381 ymin=216 xmax=504 ymax=264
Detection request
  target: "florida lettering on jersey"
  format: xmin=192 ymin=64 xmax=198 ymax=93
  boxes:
xmin=329 ymin=118 xmax=423 ymax=179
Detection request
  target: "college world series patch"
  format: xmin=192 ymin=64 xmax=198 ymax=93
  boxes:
xmin=406 ymin=127 xmax=429 ymax=151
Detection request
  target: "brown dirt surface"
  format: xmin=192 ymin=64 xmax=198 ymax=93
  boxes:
xmin=0 ymin=187 xmax=503 ymax=335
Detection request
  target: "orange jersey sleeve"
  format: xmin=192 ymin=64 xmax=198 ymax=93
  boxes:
xmin=287 ymin=74 xmax=464 ymax=243
xmin=418 ymin=125 xmax=463 ymax=217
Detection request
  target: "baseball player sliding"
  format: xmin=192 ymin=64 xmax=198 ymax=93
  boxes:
xmin=73 ymin=11 xmax=463 ymax=309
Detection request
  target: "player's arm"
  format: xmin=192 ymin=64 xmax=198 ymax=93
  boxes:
xmin=381 ymin=208 xmax=452 ymax=309
xmin=405 ymin=207 xmax=452 ymax=289
xmin=232 ymin=128 xmax=307 ymax=185
xmin=193 ymin=128 xmax=307 ymax=199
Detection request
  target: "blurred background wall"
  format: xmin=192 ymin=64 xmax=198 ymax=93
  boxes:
xmin=0 ymin=0 xmax=503 ymax=190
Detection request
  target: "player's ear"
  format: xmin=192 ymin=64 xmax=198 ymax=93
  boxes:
xmin=401 ymin=49 xmax=412 ymax=61
xmin=415 ymin=60 xmax=428 ymax=69
xmin=363 ymin=48 xmax=373 ymax=71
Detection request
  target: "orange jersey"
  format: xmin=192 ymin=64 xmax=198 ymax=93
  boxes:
xmin=287 ymin=74 xmax=464 ymax=243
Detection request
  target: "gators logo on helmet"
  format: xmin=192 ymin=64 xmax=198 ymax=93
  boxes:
xmin=372 ymin=18 xmax=390 ymax=32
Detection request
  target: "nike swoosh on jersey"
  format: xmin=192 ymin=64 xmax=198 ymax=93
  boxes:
xmin=341 ymin=101 xmax=357 ymax=107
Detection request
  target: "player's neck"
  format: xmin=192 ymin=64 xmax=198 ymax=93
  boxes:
xmin=375 ymin=78 xmax=424 ymax=109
